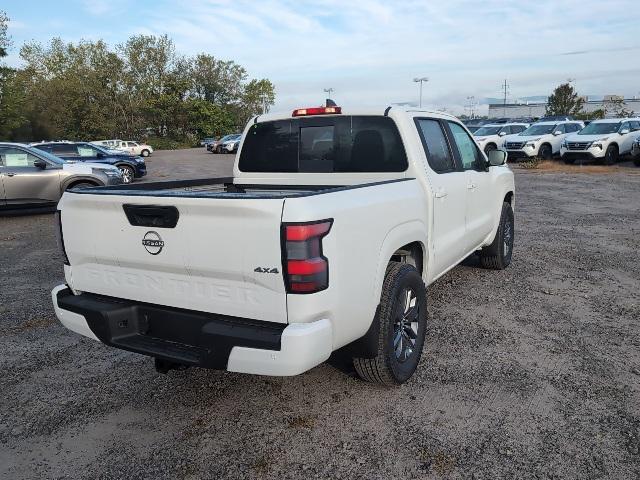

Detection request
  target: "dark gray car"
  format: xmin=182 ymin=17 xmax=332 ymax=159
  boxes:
xmin=0 ymin=143 xmax=123 ymax=212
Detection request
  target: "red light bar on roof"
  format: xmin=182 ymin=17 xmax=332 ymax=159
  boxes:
xmin=292 ymin=106 xmax=342 ymax=117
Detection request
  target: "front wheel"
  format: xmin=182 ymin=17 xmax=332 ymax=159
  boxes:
xmin=141 ymin=149 xmax=150 ymax=157
xmin=118 ymin=165 xmax=135 ymax=184
xmin=353 ymin=262 xmax=427 ymax=386
xmin=480 ymin=201 xmax=514 ymax=270
xmin=484 ymin=143 xmax=497 ymax=154
xmin=538 ymin=144 xmax=552 ymax=160
xmin=604 ymin=145 xmax=618 ymax=165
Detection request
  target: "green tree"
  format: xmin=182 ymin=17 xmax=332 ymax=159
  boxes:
xmin=0 ymin=10 xmax=9 ymax=57
xmin=239 ymin=78 xmax=275 ymax=121
xmin=546 ymin=83 xmax=585 ymax=116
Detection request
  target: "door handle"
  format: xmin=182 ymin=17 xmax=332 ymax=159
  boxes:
xmin=6 ymin=173 xmax=16 ymax=177
xmin=435 ymin=190 xmax=448 ymax=199
xmin=467 ymin=183 xmax=476 ymax=190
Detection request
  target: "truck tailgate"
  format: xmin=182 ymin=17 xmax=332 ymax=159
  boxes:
xmin=59 ymin=193 xmax=288 ymax=324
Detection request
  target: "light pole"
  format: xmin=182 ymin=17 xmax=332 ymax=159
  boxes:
xmin=413 ymin=77 xmax=429 ymax=108
xmin=466 ymin=95 xmax=476 ymax=119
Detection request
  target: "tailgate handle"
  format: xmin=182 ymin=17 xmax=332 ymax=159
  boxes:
xmin=123 ymin=204 xmax=179 ymax=228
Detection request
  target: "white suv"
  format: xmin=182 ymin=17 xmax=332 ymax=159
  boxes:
xmin=561 ymin=118 xmax=640 ymax=165
xmin=473 ymin=123 xmax=529 ymax=153
xmin=504 ymin=121 xmax=584 ymax=160
xmin=92 ymin=140 xmax=154 ymax=157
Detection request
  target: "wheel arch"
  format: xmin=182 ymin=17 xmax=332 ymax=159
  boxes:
xmin=372 ymin=220 xmax=428 ymax=308
xmin=61 ymin=176 xmax=103 ymax=191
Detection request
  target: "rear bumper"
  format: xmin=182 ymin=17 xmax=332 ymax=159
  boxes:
xmin=134 ymin=163 xmax=147 ymax=178
xmin=51 ymin=285 xmax=332 ymax=376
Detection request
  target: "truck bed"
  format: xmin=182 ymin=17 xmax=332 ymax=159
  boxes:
xmin=71 ymin=176 xmax=413 ymax=199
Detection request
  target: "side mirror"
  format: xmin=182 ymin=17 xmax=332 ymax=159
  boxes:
xmin=487 ymin=149 xmax=507 ymax=166
xmin=34 ymin=159 xmax=47 ymax=169
xmin=498 ymin=131 xmax=507 ymax=136
xmin=620 ymin=128 xmax=630 ymax=135
xmin=553 ymin=130 xmax=562 ymax=136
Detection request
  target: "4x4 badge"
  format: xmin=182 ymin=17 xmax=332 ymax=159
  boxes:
xmin=254 ymin=267 xmax=279 ymax=274
xmin=142 ymin=231 xmax=164 ymax=255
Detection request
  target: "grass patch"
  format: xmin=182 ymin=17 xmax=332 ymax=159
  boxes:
xmin=287 ymin=416 xmax=316 ymax=429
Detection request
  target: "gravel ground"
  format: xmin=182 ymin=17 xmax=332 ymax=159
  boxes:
xmin=1 ymin=149 xmax=639 ymax=479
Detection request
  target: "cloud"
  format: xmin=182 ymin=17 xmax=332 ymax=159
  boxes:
xmin=6 ymin=0 xmax=639 ymax=114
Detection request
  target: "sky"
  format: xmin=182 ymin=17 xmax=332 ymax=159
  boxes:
xmin=3 ymin=0 xmax=639 ymax=115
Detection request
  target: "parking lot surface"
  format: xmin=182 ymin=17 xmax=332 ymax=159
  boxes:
xmin=1 ymin=149 xmax=639 ymax=479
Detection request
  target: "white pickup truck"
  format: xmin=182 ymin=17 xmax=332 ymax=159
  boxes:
xmin=52 ymin=106 xmax=515 ymax=385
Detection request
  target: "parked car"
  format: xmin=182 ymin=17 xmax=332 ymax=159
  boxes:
xmin=503 ymin=121 xmax=584 ymax=160
xmin=536 ymin=115 xmax=575 ymax=122
xmin=92 ymin=139 xmax=153 ymax=157
xmin=473 ymin=123 xmax=529 ymax=153
xmin=209 ymin=134 xmax=241 ymax=153
xmin=561 ymin=118 xmax=640 ymax=165
xmin=52 ymin=105 xmax=515 ymax=385
xmin=32 ymin=141 xmax=146 ymax=183
xmin=632 ymin=135 xmax=640 ymax=166
xmin=221 ymin=134 xmax=242 ymax=153
xmin=0 ymin=142 xmax=122 ymax=212
xmin=201 ymin=137 xmax=216 ymax=147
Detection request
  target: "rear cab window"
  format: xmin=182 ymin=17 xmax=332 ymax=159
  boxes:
xmin=238 ymin=116 xmax=408 ymax=173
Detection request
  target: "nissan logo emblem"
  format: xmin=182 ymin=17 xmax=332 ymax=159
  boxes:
xmin=142 ymin=231 xmax=164 ymax=255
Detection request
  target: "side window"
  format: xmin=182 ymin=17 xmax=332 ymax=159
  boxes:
xmin=77 ymin=145 xmax=98 ymax=157
xmin=630 ymin=121 xmax=640 ymax=131
xmin=127 ymin=142 xmax=137 ymax=147
xmin=620 ymin=122 xmax=630 ymax=133
xmin=555 ymin=124 xmax=566 ymax=134
xmin=500 ymin=126 xmax=511 ymax=135
xmin=0 ymin=147 xmax=41 ymax=168
xmin=415 ymin=119 xmax=455 ymax=173
xmin=448 ymin=121 xmax=482 ymax=170
xmin=52 ymin=144 xmax=78 ymax=156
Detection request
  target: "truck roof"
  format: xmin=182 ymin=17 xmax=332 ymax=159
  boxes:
xmin=254 ymin=106 xmax=460 ymax=123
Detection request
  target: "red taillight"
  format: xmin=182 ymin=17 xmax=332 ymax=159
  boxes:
xmin=282 ymin=220 xmax=332 ymax=294
xmin=292 ymin=107 xmax=342 ymax=117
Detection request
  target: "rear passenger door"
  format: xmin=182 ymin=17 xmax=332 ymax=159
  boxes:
xmin=414 ymin=117 xmax=468 ymax=277
xmin=619 ymin=121 xmax=635 ymax=153
xmin=446 ymin=121 xmax=495 ymax=251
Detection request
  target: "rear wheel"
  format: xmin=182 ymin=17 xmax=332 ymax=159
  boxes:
xmin=353 ymin=262 xmax=427 ymax=386
xmin=538 ymin=144 xmax=552 ymax=160
xmin=604 ymin=145 xmax=619 ymax=165
xmin=480 ymin=201 xmax=514 ymax=270
xmin=118 ymin=165 xmax=135 ymax=184
xmin=141 ymin=149 xmax=150 ymax=157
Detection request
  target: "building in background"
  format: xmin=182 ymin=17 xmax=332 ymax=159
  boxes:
xmin=488 ymin=96 xmax=640 ymax=119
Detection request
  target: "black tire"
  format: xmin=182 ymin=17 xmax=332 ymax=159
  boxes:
xmin=604 ymin=145 xmax=619 ymax=165
xmin=216 ymin=146 xmax=223 ymax=154
xmin=66 ymin=182 xmax=96 ymax=191
xmin=353 ymin=262 xmax=427 ymax=386
xmin=484 ymin=143 xmax=497 ymax=154
xmin=563 ymin=156 xmax=576 ymax=165
xmin=538 ymin=144 xmax=552 ymax=160
xmin=117 ymin=165 xmax=135 ymax=184
xmin=480 ymin=202 xmax=514 ymax=270
xmin=141 ymin=149 xmax=150 ymax=157
xmin=634 ymin=156 xmax=640 ymax=167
